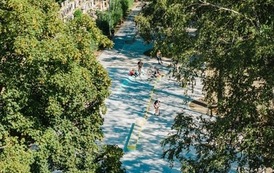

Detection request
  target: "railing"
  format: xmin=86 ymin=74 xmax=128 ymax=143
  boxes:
xmin=59 ymin=0 xmax=109 ymax=20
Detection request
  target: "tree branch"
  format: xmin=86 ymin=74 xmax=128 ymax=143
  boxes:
xmin=198 ymin=0 xmax=256 ymax=27
xmin=199 ymin=0 xmax=240 ymax=15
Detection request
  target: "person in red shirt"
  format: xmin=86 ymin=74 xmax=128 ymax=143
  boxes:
xmin=129 ymin=69 xmax=138 ymax=77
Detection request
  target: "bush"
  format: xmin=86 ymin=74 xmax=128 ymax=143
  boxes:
xmin=95 ymin=0 xmax=135 ymax=36
xmin=96 ymin=11 xmax=110 ymax=36
xmin=73 ymin=9 xmax=82 ymax=18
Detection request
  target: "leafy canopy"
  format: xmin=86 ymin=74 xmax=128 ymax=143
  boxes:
xmin=137 ymin=0 xmax=274 ymax=172
xmin=0 ymin=0 xmax=124 ymax=172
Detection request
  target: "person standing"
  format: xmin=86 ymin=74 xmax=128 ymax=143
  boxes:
xmin=156 ymin=50 xmax=163 ymax=64
xmin=137 ymin=60 xmax=143 ymax=75
xmin=110 ymin=28 xmax=115 ymax=38
xmin=153 ymin=99 xmax=160 ymax=115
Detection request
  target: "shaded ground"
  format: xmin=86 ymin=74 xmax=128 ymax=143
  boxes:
xmin=189 ymin=98 xmax=218 ymax=115
xmin=98 ymin=2 xmax=205 ymax=173
xmin=189 ymin=99 xmax=208 ymax=115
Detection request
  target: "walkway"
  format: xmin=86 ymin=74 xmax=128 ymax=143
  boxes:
xmin=98 ymin=2 xmax=204 ymax=173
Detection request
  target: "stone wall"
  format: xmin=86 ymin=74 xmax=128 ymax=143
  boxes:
xmin=60 ymin=0 xmax=109 ymax=20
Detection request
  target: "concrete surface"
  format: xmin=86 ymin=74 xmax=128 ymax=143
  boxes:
xmin=98 ymin=2 xmax=204 ymax=173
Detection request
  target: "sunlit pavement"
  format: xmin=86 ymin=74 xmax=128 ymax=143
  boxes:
xmin=98 ymin=2 xmax=204 ymax=173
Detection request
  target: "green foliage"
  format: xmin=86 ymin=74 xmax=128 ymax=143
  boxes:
xmin=95 ymin=145 xmax=126 ymax=173
xmin=0 ymin=0 xmax=123 ymax=172
xmin=96 ymin=11 xmax=110 ymax=36
xmin=126 ymin=0 xmax=134 ymax=10
xmin=106 ymin=0 xmax=124 ymax=32
xmin=134 ymin=14 xmax=154 ymax=44
xmin=69 ymin=12 xmax=113 ymax=49
xmin=96 ymin=0 xmax=133 ymax=36
xmin=0 ymin=137 xmax=33 ymax=173
xmin=74 ymin=9 xmax=83 ymax=18
xmin=137 ymin=0 xmax=274 ymax=172
xmin=120 ymin=0 xmax=130 ymax=19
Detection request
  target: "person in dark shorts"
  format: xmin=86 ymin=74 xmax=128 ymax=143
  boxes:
xmin=153 ymin=99 xmax=160 ymax=115
xmin=156 ymin=50 xmax=163 ymax=64
xmin=137 ymin=60 xmax=143 ymax=75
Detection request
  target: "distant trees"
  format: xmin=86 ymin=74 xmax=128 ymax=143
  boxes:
xmin=0 ymin=0 xmax=125 ymax=172
xmin=96 ymin=0 xmax=134 ymax=37
xmin=136 ymin=0 xmax=274 ymax=172
xmin=55 ymin=0 xmax=66 ymax=5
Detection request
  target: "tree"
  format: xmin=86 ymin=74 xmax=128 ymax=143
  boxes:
xmin=55 ymin=0 xmax=65 ymax=5
xmin=137 ymin=0 xmax=274 ymax=172
xmin=96 ymin=0 xmax=134 ymax=37
xmin=0 ymin=0 xmax=124 ymax=172
xmin=95 ymin=145 xmax=126 ymax=173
